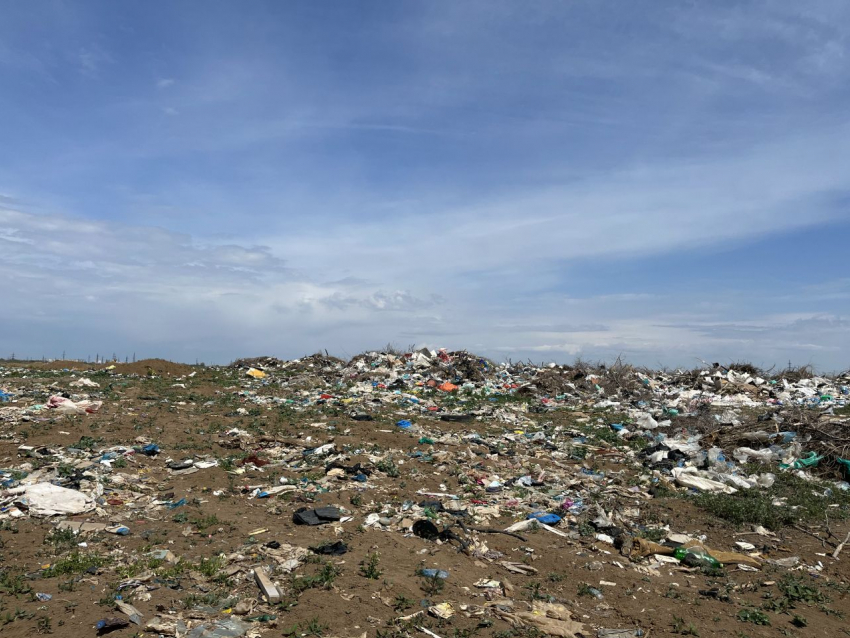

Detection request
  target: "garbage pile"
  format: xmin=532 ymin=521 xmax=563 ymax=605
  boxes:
xmin=0 ymin=353 xmax=848 ymax=638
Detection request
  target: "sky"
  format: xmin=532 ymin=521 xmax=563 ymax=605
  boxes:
xmin=1 ymin=1 xmax=849 ymax=370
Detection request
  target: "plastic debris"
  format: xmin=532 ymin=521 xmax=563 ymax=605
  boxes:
xmin=96 ymin=617 xmax=130 ymax=634
xmin=0 ymin=352 xmax=848 ymax=637
xmin=292 ymin=506 xmax=341 ymax=526
xmin=186 ymin=617 xmax=251 ymax=638
xmin=5 ymin=482 xmax=95 ymax=516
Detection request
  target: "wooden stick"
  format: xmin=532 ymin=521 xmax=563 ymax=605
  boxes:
xmin=458 ymin=521 xmax=527 ymax=542
xmin=832 ymin=532 xmax=850 ymax=559
xmin=792 ymin=525 xmax=830 ymax=548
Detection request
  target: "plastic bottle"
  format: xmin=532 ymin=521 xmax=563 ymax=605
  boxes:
xmin=186 ymin=617 xmax=250 ymax=638
xmin=707 ymin=447 xmax=725 ymax=466
xmin=420 ymin=569 xmax=449 ymax=579
xmin=96 ymin=617 xmax=129 ymax=633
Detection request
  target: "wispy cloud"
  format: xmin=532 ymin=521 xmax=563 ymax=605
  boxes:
xmin=77 ymin=44 xmax=113 ymax=77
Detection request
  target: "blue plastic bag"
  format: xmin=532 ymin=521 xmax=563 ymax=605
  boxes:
xmin=527 ymin=512 xmax=561 ymax=525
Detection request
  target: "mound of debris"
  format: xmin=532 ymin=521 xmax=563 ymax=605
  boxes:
xmin=0 ymin=351 xmax=848 ymax=638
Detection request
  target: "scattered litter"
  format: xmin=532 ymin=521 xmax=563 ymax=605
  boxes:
xmin=0 ymin=352 xmax=848 ymax=637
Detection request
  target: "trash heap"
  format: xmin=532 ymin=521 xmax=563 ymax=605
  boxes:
xmin=0 ymin=354 xmax=848 ymax=638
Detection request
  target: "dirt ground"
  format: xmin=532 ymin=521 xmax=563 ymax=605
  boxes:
xmin=0 ymin=362 xmax=848 ymax=638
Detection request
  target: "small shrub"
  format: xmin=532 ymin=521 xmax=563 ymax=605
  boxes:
xmin=671 ymin=615 xmax=700 ymax=635
xmin=44 ymin=552 xmax=108 ymax=576
xmin=376 ymin=458 xmax=400 ymax=478
xmin=418 ymin=571 xmax=445 ymax=596
xmin=360 ymin=553 xmax=383 ymax=579
xmin=37 ymin=615 xmax=53 ymax=634
xmin=576 ymin=582 xmax=595 ymax=597
xmin=0 ymin=571 xmax=33 ymax=596
xmin=737 ymin=608 xmax=770 ymax=625
xmin=393 ymin=593 xmax=415 ymax=611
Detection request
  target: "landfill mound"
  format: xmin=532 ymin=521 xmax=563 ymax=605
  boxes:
xmin=29 ymin=358 xmax=195 ymax=377
xmin=113 ymin=359 xmax=196 ymax=377
xmin=0 ymin=349 xmax=849 ymax=638
xmin=232 ymin=353 xmax=346 ymax=371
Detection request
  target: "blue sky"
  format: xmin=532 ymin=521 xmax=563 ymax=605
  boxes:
xmin=1 ymin=1 xmax=849 ymax=369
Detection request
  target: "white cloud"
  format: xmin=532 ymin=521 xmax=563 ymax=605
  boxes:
xmin=1 ymin=203 xmax=846 ymax=370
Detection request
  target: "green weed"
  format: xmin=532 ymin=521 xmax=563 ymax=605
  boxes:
xmin=692 ymin=472 xmax=850 ymax=530
xmin=36 ymin=615 xmax=53 ymax=634
xmin=737 ymin=608 xmax=770 ymax=625
xmin=291 ymin=561 xmax=341 ymax=593
xmin=0 ymin=570 xmax=33 ymax=596
xmin=419 ymin=571 xmax=445 ymax=596
xmin=376 ymin=457 xmax=400 ymax=478
xmin=44 ymin=527 xmax=76 ymax=552
xmin=671 ymin=615 xmax=700 ymax=635
xmin=360 ymin=552 xmax=383 ymax=579
xmin=393 ymin=593 xmax=415 ymax=611
xmin=44 ymin=551 xmax=108 ymax=576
